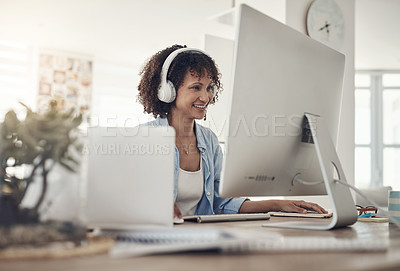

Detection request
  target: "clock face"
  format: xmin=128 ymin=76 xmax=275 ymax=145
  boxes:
xmin=307 ymin=0 xmax=344 ymax=50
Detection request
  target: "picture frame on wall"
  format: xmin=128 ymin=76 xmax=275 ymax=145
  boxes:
xmin=37 ymin=49 xmax=93 ymax=125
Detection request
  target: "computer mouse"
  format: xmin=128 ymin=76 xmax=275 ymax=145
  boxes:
xmin=173 ymin=217 xmax=184 ymax=224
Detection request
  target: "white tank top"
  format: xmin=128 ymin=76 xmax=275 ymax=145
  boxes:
xmin=176 ymin=159 xmax=204 ymax=216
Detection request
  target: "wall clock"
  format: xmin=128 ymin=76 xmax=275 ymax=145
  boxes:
xmin=306 ymin=0 xmax=345 ymax=50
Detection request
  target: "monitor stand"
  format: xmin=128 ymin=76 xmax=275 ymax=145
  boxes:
xmin=263 ymin=113 xmax=358 ymax=230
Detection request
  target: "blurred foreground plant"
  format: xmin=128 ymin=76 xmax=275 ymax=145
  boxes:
xmin=0 ymin=101 xmax=82 ymax=225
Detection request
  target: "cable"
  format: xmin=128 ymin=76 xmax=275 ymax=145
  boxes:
xmin=334 ymin=179 xmax=400 ymax=229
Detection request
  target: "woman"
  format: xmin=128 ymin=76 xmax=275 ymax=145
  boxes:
xmin=138 ymin=44 xmax=327 ymax=218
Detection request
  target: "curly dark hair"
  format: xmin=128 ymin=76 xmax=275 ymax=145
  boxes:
xmin=137 ymin=44 xmax=222 ymax=118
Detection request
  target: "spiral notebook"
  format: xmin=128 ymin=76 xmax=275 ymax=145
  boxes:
xmin=108 ymin=228 xmax=245 ymax=258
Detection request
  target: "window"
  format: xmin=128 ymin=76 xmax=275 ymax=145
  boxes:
xmin=355 ymin=71 xmax=400 ymax=190
xmin=0 ymin=40 xmax=34 ymax=119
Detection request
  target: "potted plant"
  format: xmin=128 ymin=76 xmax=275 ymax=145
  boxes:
xmin=0 ymin=101 xmax=86 ymax=247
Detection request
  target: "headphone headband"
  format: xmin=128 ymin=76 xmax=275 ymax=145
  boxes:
xmin=158 ymin=47 xmax=211 ymax=103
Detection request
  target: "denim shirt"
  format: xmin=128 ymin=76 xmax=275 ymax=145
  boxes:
xmin=145 ymin=117 xmax=247 ymax=215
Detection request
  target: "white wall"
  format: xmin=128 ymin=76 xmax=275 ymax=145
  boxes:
xmin=356 ymin=0 xmax=400 ymax=70
xmin=236 ymin=0 xmax=286 ymax=23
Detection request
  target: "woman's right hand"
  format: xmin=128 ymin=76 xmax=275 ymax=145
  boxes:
xmin=174 ymin=202 xmax=182 ymax=219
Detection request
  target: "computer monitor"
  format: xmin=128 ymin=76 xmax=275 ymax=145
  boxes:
xmin=219 ymin=4 xmax=357 ymax=230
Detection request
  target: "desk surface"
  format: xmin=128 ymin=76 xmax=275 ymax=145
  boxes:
xmin=1 ymin=217 xmax=400 ymax=271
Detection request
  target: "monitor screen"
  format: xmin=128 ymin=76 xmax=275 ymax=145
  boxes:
xmin=219 ymin=4 xmax=345 ymax=198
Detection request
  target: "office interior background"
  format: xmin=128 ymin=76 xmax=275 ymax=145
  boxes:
xmin=0 ymin=0 xmax=399 ymax=192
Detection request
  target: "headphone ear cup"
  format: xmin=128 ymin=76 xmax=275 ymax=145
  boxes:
xmin=158 ymin=80 xmax=176 ymax=103
xmin=167 ymin=80 xmax=176 ymax=102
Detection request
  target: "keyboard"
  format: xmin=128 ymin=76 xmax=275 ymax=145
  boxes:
xmin=269 ymin=209 xmax=333 ymax=219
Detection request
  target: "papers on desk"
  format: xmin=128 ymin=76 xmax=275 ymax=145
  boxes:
xmin=357 ymin=216 xmax=389 ymax=223
xmin=108 ymin=227 xmax=248 ymax=258
xmin=107 ymin=226 xmax=388 ymax=258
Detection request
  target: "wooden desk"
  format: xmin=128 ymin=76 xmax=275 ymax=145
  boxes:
xmin=1 ymin=217 xmax=400 ymax=271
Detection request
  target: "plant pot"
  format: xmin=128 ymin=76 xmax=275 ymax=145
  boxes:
xmin=0 ymin=195 xmax=18 ymax=227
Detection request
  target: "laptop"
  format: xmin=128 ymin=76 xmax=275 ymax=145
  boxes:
xmin=84 ymin=126 xmax=175 ymax=230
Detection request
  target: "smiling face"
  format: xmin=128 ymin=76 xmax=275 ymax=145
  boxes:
xmin=171 ymin=70 xmax=214 ymax=121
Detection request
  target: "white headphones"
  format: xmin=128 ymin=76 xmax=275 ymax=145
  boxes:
xmin=158 ymin=47 xmax=213 ymax=103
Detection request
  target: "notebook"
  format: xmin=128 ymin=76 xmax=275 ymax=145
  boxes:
xmin=108 ymin=227 xmax=245 ymax=258
xmin=84 ymin=126 xmax=175 ymax=229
